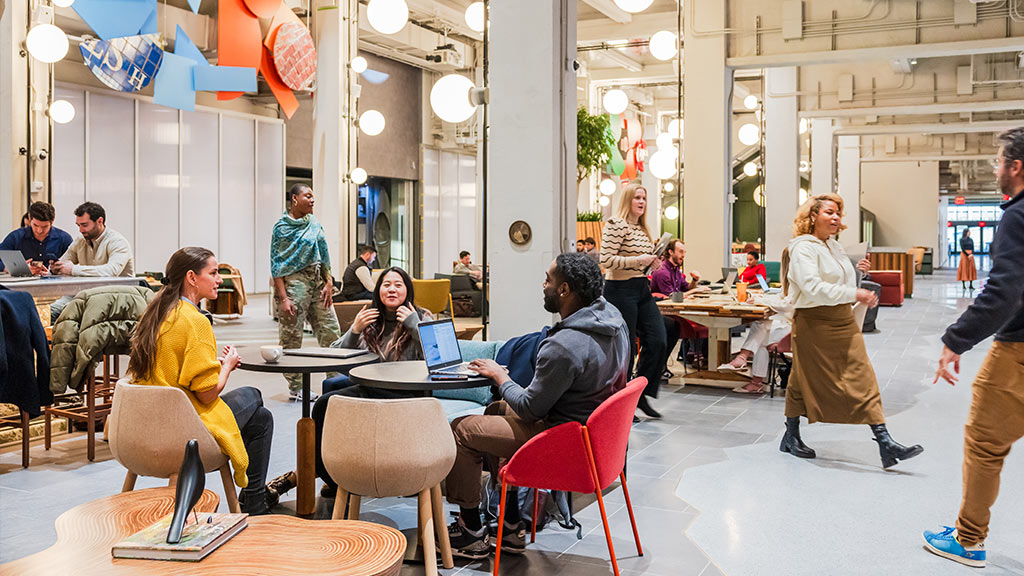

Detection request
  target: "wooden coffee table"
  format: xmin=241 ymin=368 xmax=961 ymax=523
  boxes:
xmin=0 ymin=487 xmax=405 ymax=576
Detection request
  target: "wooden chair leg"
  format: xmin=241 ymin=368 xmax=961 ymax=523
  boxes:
xmin=348 ymin=494 xmax=361 ymax=521
xmin=122 ymin=472 xmax=138 ymax=492
xmin=431 ymin=484 xmax=453 ymax=569
xmin=44 ymin=409 xmax=51 ymax=450
xmin=219 ymin=465 xmax=240 ymax=513
xmin=20 ymin=410 xmax=30 ymax=468
xmin=418 ymin=488 xmax=438 ymax=576
xmin=619 ymin=472 xmax=643 ymax=556
xmin=331 ymin=487 xmax=350 ymax=520
xmin=493 ymin=475 xmax=509 ymax=576
xmin=168 ymin=473 xmax=178 ymax=487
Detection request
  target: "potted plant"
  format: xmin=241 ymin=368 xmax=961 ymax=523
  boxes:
xmin=577 ymin=108 xmax=615 ymax=246
xmin=577 ymin=210 xmax=605 ymax=250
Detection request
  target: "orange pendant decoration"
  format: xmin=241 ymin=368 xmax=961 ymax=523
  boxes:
xmin=217 ymin=0 xmax=262 ymax=100
xmin=261 ymin=46 xmax=299 ymax=119
xmin=242 ymin=0 xmax=279 ymax=18
xmin=273 ymin=21 xmax=316 ymax=91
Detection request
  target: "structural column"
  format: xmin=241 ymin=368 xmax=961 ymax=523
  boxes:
xmin=682 ymin=0 xmax=730 ymax=278
xmin=764 ymin=67 xmax=799 ymax=263
xmin=810 ymin=118 xmax=836 ymax=196
xmin=487 ymin=0 xmax=576 ymax=340
xmin=837 ymin=135 xmax=861 ymax=243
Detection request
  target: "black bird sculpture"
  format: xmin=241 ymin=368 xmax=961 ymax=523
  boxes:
xmin=166 ymin=439 xmax=205 ymax=544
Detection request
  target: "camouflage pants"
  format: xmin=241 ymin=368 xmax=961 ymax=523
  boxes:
xmin=278 ymin=266 xmax=342 ymax=392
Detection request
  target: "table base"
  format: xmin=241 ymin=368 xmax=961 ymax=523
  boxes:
xmin=680 ymin=370 xmax=751 ymax=389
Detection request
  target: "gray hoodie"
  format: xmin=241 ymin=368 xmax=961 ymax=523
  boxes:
xmin=499 ymin=297 xmax=630 ymax=425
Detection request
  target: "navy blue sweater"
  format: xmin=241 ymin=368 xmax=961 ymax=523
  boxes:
xmin=0 ymin=289 xmax=52 ymax=417
xmin=942 ymin=191 xmax=1024 ymax=354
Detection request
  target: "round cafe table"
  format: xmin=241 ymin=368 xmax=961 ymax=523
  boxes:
xmin=237 ymin=347 xmax=378 ymax=517
xmin=348 ymin=360 xmax=490 ymax=396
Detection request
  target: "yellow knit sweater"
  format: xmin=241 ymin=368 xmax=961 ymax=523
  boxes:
xmin=136 ymin=301 xmax=249 ymax=487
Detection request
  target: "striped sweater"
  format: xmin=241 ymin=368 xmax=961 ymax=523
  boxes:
xmin=600 ymin=217 xmax=655 ymax=281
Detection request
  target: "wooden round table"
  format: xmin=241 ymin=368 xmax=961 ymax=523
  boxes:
xmin=0 ymin=487 xmax=405 ymax=576
xmin=348 ymin=360 xmax=491 ymax=396
xmin=237 ymin=347 xmax=378 ymax=517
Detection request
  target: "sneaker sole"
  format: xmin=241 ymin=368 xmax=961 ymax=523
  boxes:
xmin=922 ymin=536 xmax=985 ymax=568
xmin=451 ymin=547 xmax=491 ymax=560
xmin=496 ymin=544 xmax=526 ymax=555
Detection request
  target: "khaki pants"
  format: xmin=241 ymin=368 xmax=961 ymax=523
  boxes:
xmin=445 ymin=401 xmax=548 ymax=509
xmin=956 ymin=341 xmax=1024 ymax=545
xmin=278 ymin=266 xmax=342 ymax=392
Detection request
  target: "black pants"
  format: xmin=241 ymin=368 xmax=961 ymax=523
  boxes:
xmin=312 ymin=380 xmax=419 ymax=489
xmin=222 ymin=386 xmax=274 ymax=514
xmin=603 ymin=277 xmax=667 ymax=398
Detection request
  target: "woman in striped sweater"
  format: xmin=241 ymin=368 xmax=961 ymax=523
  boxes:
xmin=601 ymin=183 xmax=667 ymax=418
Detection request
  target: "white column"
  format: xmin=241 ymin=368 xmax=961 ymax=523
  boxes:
xmin=837 ymin=135 xmax=861 ymax=243
xmin=763 ymin=67 xmax=799 ymax=264
xmin=1 ymin=0 xmax=29 ymax=227
xmin=810 ymin=118 xmax=836 ymax=195
xmin=313 ymin=1 xmax=357 ymax=274
xmin=487 ymin=0 xmax=576 ymax=340
xmin=682 ymin=0 xmax=730 ymax=278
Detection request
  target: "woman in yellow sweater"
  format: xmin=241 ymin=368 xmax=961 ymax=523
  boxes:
xmin=128 ymin=247 xmax=275 ymax=515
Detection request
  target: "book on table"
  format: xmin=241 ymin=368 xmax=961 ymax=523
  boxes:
xmin=112 ymin=513 xmax=247 ymax=561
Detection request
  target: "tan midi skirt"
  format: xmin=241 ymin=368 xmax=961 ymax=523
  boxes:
xmin=957 ymin=252 xmax=977 ymax=282
xmin=785 ymin=304 xmax=885 ymax=425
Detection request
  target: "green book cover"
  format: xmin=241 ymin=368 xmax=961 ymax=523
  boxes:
xmin=112 ymin=513 xmax=247 ymax=561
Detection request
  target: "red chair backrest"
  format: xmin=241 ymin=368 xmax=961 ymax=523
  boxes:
xmin=585 ymin=377 xmax=647 ymax=489
xmin=502 ymin=421 xmax=596 ymax=493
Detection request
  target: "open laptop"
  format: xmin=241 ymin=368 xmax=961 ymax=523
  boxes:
xmin=720 ymin=266 xmax=738 ymax=281
xmin=709 ymin=270 xmax=737 ymax=294
xmin=0 ymin=250 xmax=35 ymax=277
xmin=418 ymin=318 xmax=478 ymax=375
xmin=755 ymin=273 xmax=781 ymax=294
xmin=284 ymin=347 xmax=369 ymax=359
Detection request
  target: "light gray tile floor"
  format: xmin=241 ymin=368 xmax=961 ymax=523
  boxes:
xmin=2 ymin=273 xmax=1019 ymax=575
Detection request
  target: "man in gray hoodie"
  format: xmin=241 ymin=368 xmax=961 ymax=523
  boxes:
xmin=444 ymin=251 xmax=631 ymax=559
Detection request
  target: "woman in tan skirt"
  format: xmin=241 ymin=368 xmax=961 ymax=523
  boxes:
xmin=780 ymin=194 xmax=924 ymax=468
xmin=957 ymin=228 xmax=977 ymax=290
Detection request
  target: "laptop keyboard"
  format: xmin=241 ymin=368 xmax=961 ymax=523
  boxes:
xmin=433 ymin=362 xmax=478 ymax=375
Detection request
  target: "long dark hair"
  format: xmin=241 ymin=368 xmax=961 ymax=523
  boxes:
xmin=128 ymin=247 xmax=215 ymax=380
xmin=361 ymin=266 xmax=420 ymax=361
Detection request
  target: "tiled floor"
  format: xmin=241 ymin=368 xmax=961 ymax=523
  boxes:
xmin=2 ymin=271 xmax=1020 ymax=575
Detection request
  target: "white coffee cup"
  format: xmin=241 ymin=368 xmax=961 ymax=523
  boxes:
xmin=260 ymin=345 xmax=283 ymax=363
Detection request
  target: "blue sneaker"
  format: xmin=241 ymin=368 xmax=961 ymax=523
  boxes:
xmin=923 ymin=526 xmax=986 ymax=568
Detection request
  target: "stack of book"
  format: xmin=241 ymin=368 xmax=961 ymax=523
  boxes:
xmin=112 ymin=513 xmax=247 ymax=562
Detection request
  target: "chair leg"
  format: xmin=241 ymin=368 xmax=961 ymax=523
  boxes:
xmin=20 ymin=410 xmax=30 ymax=468
xmin=348 ymin=494 xmax=361 ymax=521
xmin=431 ymin=484 xmax=454 ymax=569
xmin=493 ymin=474 xmax=509 ymax=576
xmin=583 ymin=427 xmax=621 ymax=576
xmin=168 ymin=473 xmax=178 ymax=487
xmin=332 ymin=487 xmax=350 ymax=520
xmin=531 ymin=488 xmax=538 ymax=543
xmin=122 ymin=472 xmax=138 ymax=493
xmin=418 ymin=488 xmax=438 ymax=576
xmin=86 ymin=377 xmax=95 ymax=462
xmin=44 ymin=408 xmax=51 ymax=450
xmin=619 ymin=473 xmax=643 ymax=557
xmin=219 ymin=465 xmax=240 ymax=513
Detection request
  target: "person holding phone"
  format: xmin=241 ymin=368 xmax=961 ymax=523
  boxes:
xmin=0 ymin=201 xmax=72 ymax=275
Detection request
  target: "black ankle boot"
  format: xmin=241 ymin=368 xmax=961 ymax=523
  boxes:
xmin=636 ymin=395 xmax=662 ymax=419
xmin=870 ymin=424 xmax=923 ymax=469
xmin=780 ymin=417 xmax=816 ymax=458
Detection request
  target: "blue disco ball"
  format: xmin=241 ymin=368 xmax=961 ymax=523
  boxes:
xmin=80 ymin=34 xmax=163 ymax=93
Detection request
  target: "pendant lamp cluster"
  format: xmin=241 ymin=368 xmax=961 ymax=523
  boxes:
xmin=25 ymin=4 xmax=76 ymax=125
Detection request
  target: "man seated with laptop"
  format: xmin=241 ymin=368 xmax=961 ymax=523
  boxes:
xmin=0 ymin=201 xmax=72 ymax=276
xmin=443 ymin=252 xmax=630 ymax=559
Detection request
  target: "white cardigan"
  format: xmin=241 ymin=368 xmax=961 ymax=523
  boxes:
xmin=786 ymin=234 xmax=858 ymax=309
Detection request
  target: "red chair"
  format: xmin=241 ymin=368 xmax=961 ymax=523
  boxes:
xmin=869 ymin=270 xmax=904 ymax=306
xmin=493 ymin=378 xmax=647 ymax=576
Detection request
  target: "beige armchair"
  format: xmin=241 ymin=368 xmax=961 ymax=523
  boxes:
xmin=322 ymin=396 xmax=457 ymax=575
xmin=107 ymin=379 xmax=240 ymax=513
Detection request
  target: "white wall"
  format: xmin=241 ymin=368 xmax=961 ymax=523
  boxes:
xmin=421 ymin=148 xmax=478 ymax=278
xmin=860 ymin=161 xmax=940 ymax=255
xmin=51 ymin=84 xmax=284 ymax=292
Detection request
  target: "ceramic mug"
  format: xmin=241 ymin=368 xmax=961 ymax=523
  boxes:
xmin=670 ymin=291 xmax=686 ymax=303
xmin=260 ymin=345 xmax=283 ymax=363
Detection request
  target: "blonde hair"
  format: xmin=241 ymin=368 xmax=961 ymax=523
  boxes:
xmin=615 ymin=183 xmax=652 ymax=242
xmin=792 ymin=193 xmax=848 ymax=237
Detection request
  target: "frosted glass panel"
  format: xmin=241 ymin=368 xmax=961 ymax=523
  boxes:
xmin=439 ymin=151 xmax=459 ymax=276
xmin=457 ymin=154 xmax=477 ymax=260
xmin=180 ymin=110 xmax=219 ymax=254
xmin=422 ymin=148 xmax=439 ymax=278
xmin=87 ymin=93 xmax=135 ymax=247
xmin=220 ymin=116 xmax=256 ymax=290
xmin=256 ymin=121 xmax=284 ymax=292
xmin=136 ymin=103 xmax=179 ymax=273
xmin=52 ymin=87 xmax=86 ymax=236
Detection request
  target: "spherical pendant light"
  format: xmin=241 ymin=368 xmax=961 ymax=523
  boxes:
xmin=26 ymin=24 xmax=68 ymax=63
xmin=648 ymin=149 xmax=677 ymax=179
xmin=743 ymin=94 xmax=758 ymax=110
xmin=799 ymin=118 xmax=808 ymax=134
xmin=664 ymin=205 xmax=679 ymax=220
xmin=350 ymin=167 xmax=368 ymax=184
xmin=655 ymin=132 xmax=673 ymax=151
xmin=52 ymin=0 xmax=75 ymax=7
xmin=465 ymin=2 xmax=485 ymax=33
xmin=350 ymin=56 xmax=367 ymax=73
xmin=358 ymin=109 xmax=385 ymax=136
xmin=49 ymin=99 xmax=75 ymax=124
xmin=599 ymin=195 xmax=611 ymax=207
xmin=599 ymin=178 xmax=616 ymax=196
xmin=799 ymin=188 xmax=809 ymax=204
xmin=603 ymin=89 xmax=628 ymax=115
xmin=667 ymin=118 xmax=683 ymax=140
xmin=753 ymin=186 xmax=765 ymax=207
xmin=430 ymin=74 xmax=477 ymax=123
xmin=663 ymin=181 xmax=674 ymax=193
xmin=613 ymin=0 xmax=653 ymax=14
xmin=738 ymin=123 xmax=760 ymax=146
xmin=648 ymin=31 xmax=676 ymax=61
xmin=366 ymin=0 xmax=408 ymax=35
xmin=743 ymin=162 xmax=758 ymax=177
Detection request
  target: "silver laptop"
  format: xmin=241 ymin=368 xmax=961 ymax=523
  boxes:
xmin=0 ymin=250 xmax=35 ymax=277
xmin=418 ymin=319 xmax=478 ymax=375
xmin=284 ymin=347 xmax=369 ymax=359
xmin=720 ymin=266 xmax=738 ymax=281
xmin=755 ymin=274 xmax=781 ymax=294
xmin=718 ymin=270 xmax=737 ymax=294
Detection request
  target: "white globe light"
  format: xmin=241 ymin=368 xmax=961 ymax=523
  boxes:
xmin=648 ymin=149 xmax=677 ymax=179
xmin=350 ymin=167 xmax=368 ymax=184
xmin=738 ymin=123 xmax=760 ymax=146
xmin=743 ymin=162 xmax=758 ymax=177
xmin=799 ymin=160 xmax=810 ymax=173
xmin=26 ymin=24 xmax=68 ymax=63
xmin=359 ymin=109 xmax=385 ymax=136
xmin=465 ymin=2 xmax=485 ymax=32
xmin=648 ymin=31 xmax=676 ymax=61
xmin=602 ymin=89 xmax=628 ymax=115
xmin=754 ymin=109 xmax=762 ymax=121
xmin=799 ymin=118 xmax=808 ymax=134
xmin=53 ymin=0 xmax=75 ymax=7
xmin=350 ymin=56 xmax=368 ymax=73
xmin=753 ymin=186 xmax=765 ymax=207
xmin=799 ymin=188 xmax=809 ymax=204
xmin=430 ymin=74 xmax=477 ymax=123
xmin=49 ymin=99 xmax=75 ymax=124
xmin=667 ymin=118 xmax=683 ymax=139
xmin=366 ymin=0 xmax=408 ymax=35
xmin=655 ymin=132 xmax=673 ymax=151
xmin=743 ymin=94 xmax=758 ymax=110
xmin=613 ymin=0 xmax=653 ymax=13
xmin=599 ymin=178 xmax=616 ymax=196
xmin=664 ymin=205 xmax=679 ymax=220
xmin=599 ymin=195 xmax=611 ymax=207
xmin=663 ymin=181 xmax=674 ymax=192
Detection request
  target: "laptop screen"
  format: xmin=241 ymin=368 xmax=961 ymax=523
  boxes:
xmin=418 ymin=319 xmax=463 ymax=370
xmin=755 ymin=274 xmax=770 ymax=291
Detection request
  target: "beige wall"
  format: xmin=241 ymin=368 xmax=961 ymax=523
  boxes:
xmin=860 ymin=161 xmax=940 ymax=255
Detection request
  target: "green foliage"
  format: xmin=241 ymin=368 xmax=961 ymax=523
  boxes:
xmin=577 ymin=107 xmax=616 ymax=184
xmin=577 ymin=211 xmax=603 ymax=222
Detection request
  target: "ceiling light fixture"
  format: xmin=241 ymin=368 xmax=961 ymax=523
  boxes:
xmin=48 ymin=99 xmax=75 ymax=124
xmin=366 ymin=0 xmax=408 ymax=35
xmin=664 ymin=205 xmax=679 ymax=220
xmin=743 ymin=162 xmax=758 ymax=177
xmin=350 ymin=167 xmax=368 ymax=184
xmin=648 ymin=149 xmax=677 ymax=179
xmin=738 ymin=123 xmax=760 ymax=146
xmin=358 ymin=109 xmax=385 ymax=136
xmin=465 ymin=2 xmax=485 ymax=33
xmin=350 ymin=56 xmax=367 ymax=73
xmin=26 ymin=22 xmax=68 ymax=63
xmin=648 ymin=31 xmax=676 ymax=61
xmin=599 ymin=178 xmax=616 ymax=196
xmin=429 ymin=74 xmax=478 ymax=123
xmin=602 ymin=89 xmax=628 ymax=115
xmin=613 ymin=0 xmax=653 ymax=14
xmin=743 ymin=94 xmax=758 ymax=110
